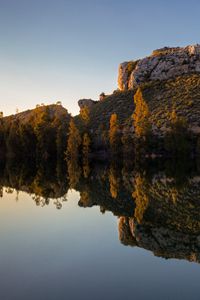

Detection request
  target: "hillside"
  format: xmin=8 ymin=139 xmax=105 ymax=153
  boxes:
xmin=75 ymin=90 xmax=135 ymax=132
xmin=0 ymin=104 xmax=71 ymax=160
xmin=74 ymin=45 xmax=200 ymax=142
xmin=2 ymin=104 xmax=70 ymax=125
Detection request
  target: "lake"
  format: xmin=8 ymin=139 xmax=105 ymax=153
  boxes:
xmin=0 ymin=159 xmax=200 ymax=300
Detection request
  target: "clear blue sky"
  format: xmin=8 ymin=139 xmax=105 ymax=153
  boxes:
xmin=0 ymin=0 xmax=200 ymax=116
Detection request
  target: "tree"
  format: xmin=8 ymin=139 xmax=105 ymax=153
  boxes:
xmin=109 ymin=164 xmax=120 ymax=198
xmin=0 ymin=112 xmax=3 ymax=118
xmin=82 ymin=133 xmax=91 ymax=178
xmin=80 ymin=106 xmax=90 ymax=125
xmin=133 ymin=173 xmax=149 ymax=224
xmin=132 ymin=88 xmax=152 ymax=158
xmin=66 ymin=119 xmax=81 ymax=160
xmin=109 ymin=113 xmax=120 ymax=154
xmin=82 ymin=133 xmax=91 ymax=160
xmin=133 ymin=88 xmax=151 ymax=138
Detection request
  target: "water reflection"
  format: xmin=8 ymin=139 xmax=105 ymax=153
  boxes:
xmin=1 ymin=158 xmax=200 ymax=263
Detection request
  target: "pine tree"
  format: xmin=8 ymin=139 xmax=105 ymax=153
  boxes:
xmin=82 ymin=133 xmax=91 ymax=160
xmin=109 ymin=113 xmax=120 ymax=154
xmin=82 ymin=133 xmax=91 ymax=178
xmin=133 ymin=88 xmax=151 ymax=138
xmin=132 ymin=173 xmax=149 ymax=224
xmin=66 ymin=119 xmax=81 ymax=160
xmin=80 ymin=106 xmax=90 ymax=125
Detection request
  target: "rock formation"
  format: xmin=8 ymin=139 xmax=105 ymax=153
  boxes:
xmin=118 ymin=44 xmax=200 ymax=90
xmin=78 ymin=99 xmax=97 ymax=109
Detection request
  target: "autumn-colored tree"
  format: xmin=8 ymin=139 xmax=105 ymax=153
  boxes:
xmin=34 ymin=106 xmax=54 ymax=160
xmin=66 ymin=119 xmax=81 ymax=160
xmin=109 ymin=113 xmax=121 ymax=154
xmin=109 ymin=164 xmax=120 ymax=199
xmin=67 ymin=159 xmax=81 ymax=189
xmin=82 ymin=132 xmax=91 ymax=178
xmin=80 ymin=106 xmax=90 ymax=125
xmin=132 ymin=173 xmax=149 ymax=224
xmin=82 ymin=133 xmax=91 ymax=159
xmin=133 ymin=88 xmax=151 ymax=138
xmin=79 ymin=190 xmax=90 ymax=207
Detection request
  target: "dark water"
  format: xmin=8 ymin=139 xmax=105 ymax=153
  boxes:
xmin=0 ymin=160 xmax=200 ymax=300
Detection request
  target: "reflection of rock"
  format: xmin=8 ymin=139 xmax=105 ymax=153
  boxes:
xmin=119 ymin=172 xmax=200 ymax=263
xmin=118 ymin=45 xmax=200 ymax=90
xmin=119 ymin=216 xmax=200 ymax=263
xmin=118 ymin=217 xmax=137 ymax=246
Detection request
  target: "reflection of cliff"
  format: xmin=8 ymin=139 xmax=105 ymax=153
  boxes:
xmin=119 ymin=173 xmax=200 ymax=263
xmin=119 ymin=217 xmax=200 ymax=263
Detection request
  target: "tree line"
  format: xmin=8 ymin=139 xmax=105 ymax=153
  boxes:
xmin=0 ymin=89 xmax=199 ymax=166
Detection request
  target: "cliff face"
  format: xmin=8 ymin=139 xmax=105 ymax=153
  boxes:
xmin=118 ymin=45 xmax=200 ymax=90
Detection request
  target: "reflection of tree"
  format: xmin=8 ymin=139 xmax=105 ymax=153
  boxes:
xmin=109 ymin=164 xmax=120 ymax=199
xmin=133 ymin=173 xmax=149 ymax=224
xmin=0 ymin=186 xmax=3 ymax=197
xmin=0 ymin=159 xmax=69 ymax=209
xmin=66 ymin=119 xmax=81 ymax=161
xmin=67 ymin=160 xmax=81 ymax=190
xmin=83 ymin=162 xmax=90 ymax=179
xmin=79 ymin=190 xmax=90 ymax=207
xmin=5 ymin=187 xmax=14 ymax=194
xmin=82 ymin=133 xmax=91 ymax=178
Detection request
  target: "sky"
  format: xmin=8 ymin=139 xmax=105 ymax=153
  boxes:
xmin=0 ymin=0 xmax=200 ymax=116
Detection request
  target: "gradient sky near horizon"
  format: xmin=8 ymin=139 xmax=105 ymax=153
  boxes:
xmin=0 ymin=0 xmax=200 ymax=116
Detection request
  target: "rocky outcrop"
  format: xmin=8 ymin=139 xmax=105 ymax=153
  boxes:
xmin=78 ymin=99 xmax=97 ymax=109
xmin=118 ymin=44 xmax=200 ymax=90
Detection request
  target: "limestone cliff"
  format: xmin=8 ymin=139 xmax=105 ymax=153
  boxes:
xmin=118 ymin=45 xmax=200 ymax=90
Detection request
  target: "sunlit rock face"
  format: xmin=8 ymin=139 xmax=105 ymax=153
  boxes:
xmin=78 ymin=99 xmax=97 ymax=109
xmin=118 ymin=45 xmax=200 ymax=90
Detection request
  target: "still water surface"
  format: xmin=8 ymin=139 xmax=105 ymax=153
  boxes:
xmin=0 ymin=161 xmax=200 ymax=300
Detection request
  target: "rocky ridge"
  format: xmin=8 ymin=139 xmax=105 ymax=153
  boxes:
xmin=118 ymin=44 xmax=200 ymax=90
